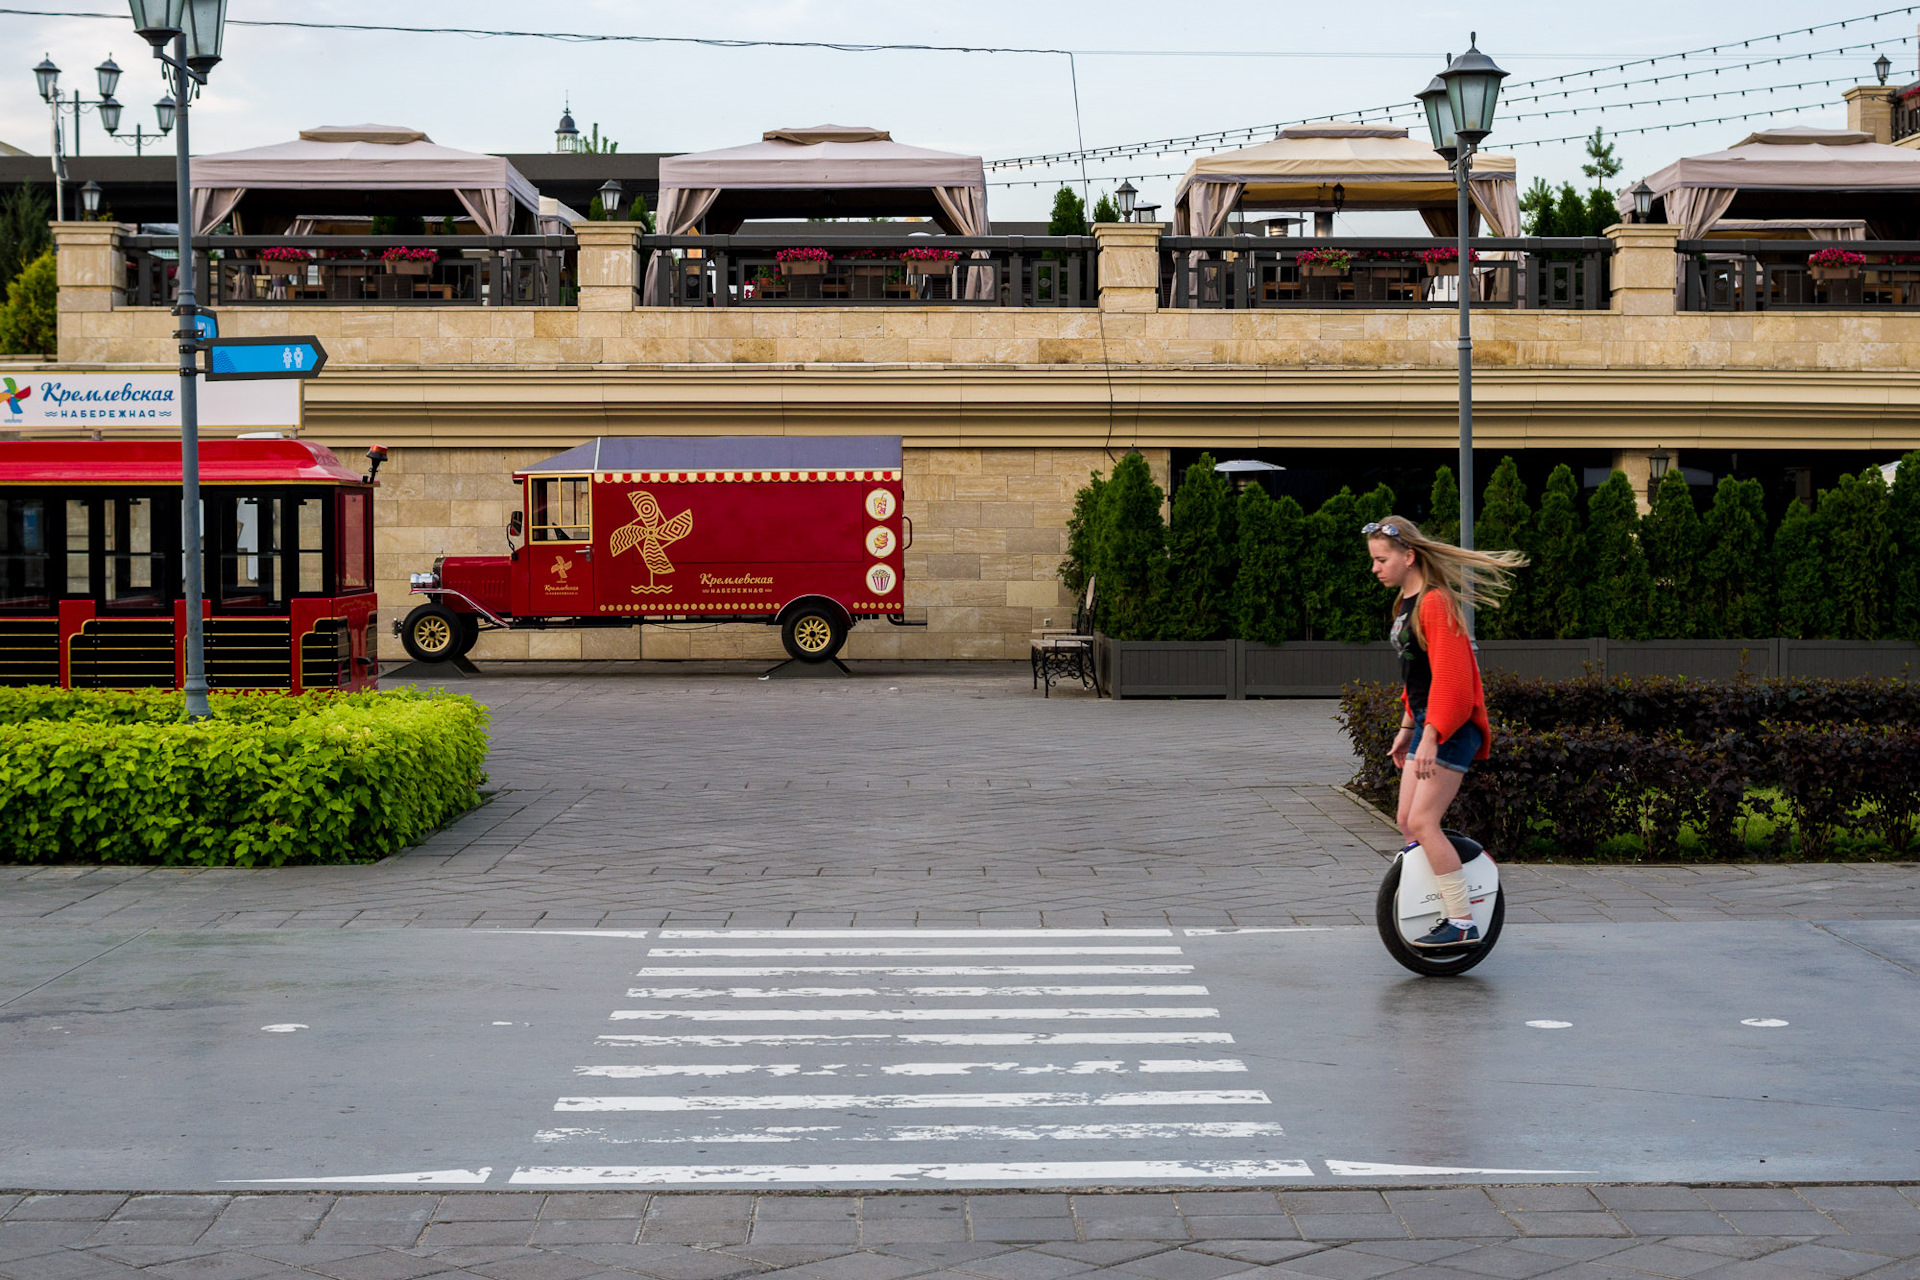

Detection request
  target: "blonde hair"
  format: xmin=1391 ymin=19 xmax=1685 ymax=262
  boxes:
xmin=1365 ymin=514 xmax=1528 ymax=645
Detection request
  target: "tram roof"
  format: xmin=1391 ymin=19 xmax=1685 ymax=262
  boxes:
xmin=0 ymin=439 xmax=369 ymax=485
xmin=516 ymin=436 xmax=903 ymax=478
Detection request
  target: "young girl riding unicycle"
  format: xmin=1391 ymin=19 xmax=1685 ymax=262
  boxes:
xmin=1364 ymin=516 xmax=1525 ymax=948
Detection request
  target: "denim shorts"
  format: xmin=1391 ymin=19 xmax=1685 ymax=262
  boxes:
xmin=1411 ymin=711 xmax=1484 ymax=774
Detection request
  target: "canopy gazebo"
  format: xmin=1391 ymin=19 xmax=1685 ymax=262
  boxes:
xmin=1172 ymin=122 xmax=1521 ymax=238
xmin=189 ymin=123 xmax=542 ymax=236
xmin=1620 ymin=126 xmax=1920 ymax=239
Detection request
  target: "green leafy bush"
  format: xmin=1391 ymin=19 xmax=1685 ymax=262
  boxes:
xmin=0 ymin=688 xmax=488 ymax=867
xmin=0 ymin=248 xmax=56 ymax=356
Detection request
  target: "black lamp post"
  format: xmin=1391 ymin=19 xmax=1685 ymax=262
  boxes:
xmin=1630 ymin=180 xmax=1655 ymax=224
xmin=597 ymin=177 xmax=624 ymax=221
xmin=125 ymin=0 xmax=228 ymax=721
xmin=32 ymin=54 xmax=126 ymax=216
xmin=79 ymin=179 xmax=102 ymax=217
xmin=1115 ymin=179 xmax=1137 ymax=222
xmin=1876 ymin=52 xmax=1894 ymax=86
xmin=1419 ymin=33 xmax=1507 ymax=635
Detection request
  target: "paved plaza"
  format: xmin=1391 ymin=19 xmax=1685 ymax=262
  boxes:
xmin=6 ymin=663 xmax=1920 ymax=1278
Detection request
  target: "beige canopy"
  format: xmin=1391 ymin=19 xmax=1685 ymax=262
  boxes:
xmin=189 ymin=123 xmax=542 ymax=236
xmin=1172 ymin=122 xmax=1521 ymax=238
xmin=1622 ymin=126 xmax=1920 ymax=239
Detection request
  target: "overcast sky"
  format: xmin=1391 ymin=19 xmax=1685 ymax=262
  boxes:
xmin=0 ymin=0 xmax=1907 ymax=225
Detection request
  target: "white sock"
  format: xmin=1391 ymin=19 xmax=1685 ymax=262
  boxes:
xmin=1434 ymin=869 xmax=1472 ymax=923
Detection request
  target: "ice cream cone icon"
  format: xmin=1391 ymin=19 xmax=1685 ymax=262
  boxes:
xmin=610 ymin=489 xmax=693 ymax=595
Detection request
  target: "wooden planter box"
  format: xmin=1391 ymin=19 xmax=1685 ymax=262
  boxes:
xmin=781 ymin=260 xmax=827 ymax=276
xmin=1301 ymin=264 xmax=1347 ymax=277
xmin=386 ymin=260 xmax=431 ymax=276
xmin=1811 ymin=265 xmax=1860 ymax=282
xmin=263 ymin=261 xmax=307 ymax=276
xmin=1425 ymin=262 xmax=1459 ymax=277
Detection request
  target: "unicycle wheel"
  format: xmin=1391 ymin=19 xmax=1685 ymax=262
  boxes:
xmin=1375 ymin=857 xmax=1505 ymax=977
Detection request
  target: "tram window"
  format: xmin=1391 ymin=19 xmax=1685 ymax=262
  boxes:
xmin=219 ymin=495 xmax=282 ymax=608
xmin=338 ymin=489 xmax=371 ymax=593
xmin=104 ymin=496 xmax=165 ymax=609
xmin=530 ymin=476 xmax=590 ymax=541
xmin=0 ymin=496 xmax=50 ymax=610
xmin=295 ymin=496 xmax=325 ymax=593
xmin=65 ymin=499 xmax=90 ymax=596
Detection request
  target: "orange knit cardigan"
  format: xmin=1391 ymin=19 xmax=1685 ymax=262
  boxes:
xmin=1400 ymin=590 xmax=1492 ymax=760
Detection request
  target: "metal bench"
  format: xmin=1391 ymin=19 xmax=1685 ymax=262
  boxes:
xmin=1030 ymin=577 xmax=1098 ymax=697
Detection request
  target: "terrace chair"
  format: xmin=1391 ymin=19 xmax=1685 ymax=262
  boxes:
xmin=1030 ymin=576 xmax=1099 ymax=697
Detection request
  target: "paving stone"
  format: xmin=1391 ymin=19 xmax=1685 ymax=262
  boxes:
xmin=1291 ymin=1217 xmax=1411 ymax=1243
xmin=1186 ymin=1242 xmax=1324 ymax=1266
xmin=110 ymin=1195 xmax=230 ymax=1221
xmin=1110 ymin=1247 xmax=1255 ymax=1278
xmin=146 ymin=1252 xmax=300 ymax=1280
xmin=1487 ymin=1189 xmax=1604 ymax=1213
xmin=1505 ymin=1213 xmax=1629 ymax=1238
xmin=1254 ymin=1244 xmax=1416 ymax=1277
xmin=550 ymin=1243 xmax=763 ymax=1279
xmin=1591 ymin=1187 xmax=1709 ymax=1213
xmin=527 ymin=1221 xmax=640 ymax=1246
xmin=948 ymin=1248 xmax=1101 ymax=1279
xmin=1612 ymin=1212 xmax=1737 ymax=1236
xmin=1183 ymin=1218 xmax=1302 ymax=1241
xmin=10 ymin=1195 xmax=128 ymax=1221
xmin=537 ymin=1195 xmax=651 ymax=1220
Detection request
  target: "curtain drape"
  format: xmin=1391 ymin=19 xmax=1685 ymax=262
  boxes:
xmin=1666 ymin=186 xmax=1738 ymax=239
xmin=933 ymin=184 xmax=995 ymax=300
xmin=1177 ymin=181 xmax=1244 ymax=236
xmin=455 ymin=188 xmax=514 ymax=237
xmin=1468 ymin=177 xmax=1520 ymax=238
xmin=641 ymin=187 xmax=722 ymax=302
xmin=192 ymin=187 xmax=245 ymax=235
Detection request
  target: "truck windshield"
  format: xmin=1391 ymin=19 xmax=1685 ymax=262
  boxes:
xmin=531 ymin=476 xmax=590 ymax=541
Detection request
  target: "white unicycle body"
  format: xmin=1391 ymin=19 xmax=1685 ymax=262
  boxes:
xmin=1374 ymin=829 xmax=1505 ymax=976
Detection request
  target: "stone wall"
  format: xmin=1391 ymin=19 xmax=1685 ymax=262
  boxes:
xmin=375 ymin=445 xmax=1167 ymax=662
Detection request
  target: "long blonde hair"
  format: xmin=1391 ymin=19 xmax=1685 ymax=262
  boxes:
xmin=1366 ymin=514 xmax=1527 ymax=645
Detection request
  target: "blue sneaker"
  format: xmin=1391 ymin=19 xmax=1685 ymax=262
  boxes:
xmin=1411 ymin=919 xmax=1481 ymax=948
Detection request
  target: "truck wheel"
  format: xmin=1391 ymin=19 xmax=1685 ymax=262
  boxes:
xmin=781 ymin=605 xmax=847 ymax=663
xmin=451 ymin=615 xmax=481 ymax=660
xmin=401 ymin=603 xmax=462 ymax=663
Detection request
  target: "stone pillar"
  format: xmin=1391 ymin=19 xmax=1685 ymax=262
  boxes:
xmin=1605 ymin=222 xmax=1681 ymax=316
xmin=572 ymin=222 xmax=644 ymax=311
xmin=1611 ymin=448 xmax=1676 ymax=516
xmin=1094 ymin=222 xmax=1161 ymax=312
xmin=1845 ymin=85 xmax=1896 ymax=144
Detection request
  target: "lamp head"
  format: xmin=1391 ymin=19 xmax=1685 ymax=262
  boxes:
xmin=597 ymin=177 xmax=624 ymax=220
xmin=98 ymin=95 xmax=122 ymax=135
xmin=153 ymin=94 xmax=175 ymax=133
xmin=79 ymin=180 xmax=102 ymax=217
xmin=1438 ymin=33 xmax=1508 ymax=144
xmin=180 ymin=0 xmax=227 ymax=74
xmin=1876 ymin=51 xmax=1894 ymax=85
xmin=1631 ymin=179 xmax=1654 ymax=221
xmin=1417 ymin=71 xmax=1456 ymax=157
xmin=1115 ymin=178 xmax=1137 ymax=220
xmin=95 ymin=55 xmax=121 ymax=98
xmin=1331 ymin=182 xmax=1346 ymax=213
xmin=33 ymin=55 xmax=59 ymax=103
xmin=125 ymin=0 xmax=186 ymax=49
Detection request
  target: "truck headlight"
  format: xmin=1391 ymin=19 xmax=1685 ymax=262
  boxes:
xmin=410 ymin=571 xmax=440 ymax=589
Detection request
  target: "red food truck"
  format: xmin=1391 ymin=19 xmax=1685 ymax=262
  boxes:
xmin=0 ymin=438 xmax=381 ymax=690
xmin=399 ymin=436 xmax=912 ymax=665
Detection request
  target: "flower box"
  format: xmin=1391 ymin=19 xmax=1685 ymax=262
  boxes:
xmin=1811 ymin=265 xmax=1860 ymax=282
xmin=1302 ymin=264 xmax=1347 ymax=277
xmin=1425 ymin=262 xmax=1459 ymax=278
xmin=264 ymin=262 xmax=307 ymax=277
xmin=387 ymin=260 xmax=431 ymax=276
xmin=782 ymin=260 xmax=826 ymax=276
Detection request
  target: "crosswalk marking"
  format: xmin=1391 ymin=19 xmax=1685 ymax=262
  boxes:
xmin=658 ymin=929 xmax=1175 ymax=939
xmin=596 ymin=1031 xmax=1237 ymax=1047
xmin=607 ymin=1007 xmax=1219 ymax=1022
xmin=509 ymin=1160 xmax=1314 ymax=1185
xmin=572 ymin=1059 xmax=1247 ymax=1079
xmin=556 ymin=1090 xmax=1273 ymax=1112
xmin=648 ymin=946 xmax=1188 ymax=957
xmin=634 ymin=965 xmax=1197 ymax=977
xmin=536 ymin=1121 xmax=1290 ymax=1144
xmin=624 ymin=985 xmax=1211 ymax=999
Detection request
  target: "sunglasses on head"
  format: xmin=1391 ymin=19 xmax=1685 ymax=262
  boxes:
xmin=1362 ymin=521 xmax=1406 ymax=541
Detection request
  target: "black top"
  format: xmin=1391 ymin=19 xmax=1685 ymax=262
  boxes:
xmin=1391 ymin=592 xmax=1432 ymax=713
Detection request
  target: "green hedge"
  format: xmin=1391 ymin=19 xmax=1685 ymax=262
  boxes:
xmin=1339 ymin=675 xmax=1920 ymax=861
xmin=0 ymin=689 xmax=489 ymax=867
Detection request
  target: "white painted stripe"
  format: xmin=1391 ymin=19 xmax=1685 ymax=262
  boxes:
xmin=510 ymin=1160 xmax=1313 ymax=1185
xmin=499 ymin=930 xmax=650 ymax=938
xmin=556 ymin=1090 xmax=1271 ymax=1112
xmin=608 ymin=1007 xmax=1217 ymax=1023
xmin=648 ymin=947 xmax=1185 ymax=957
xmin=634 ymin=965 xmax=1196 ymax=977
xmin=532 ymin=1121 xmax=1286 ymax=1144
xmin=572 ymin=1059 xmax=1247 ymax=1080
xmin=1181 ymin=927 xmax=1337 ymax=935
xmin=535 ymin=1126 xmax=839 ymax=1144
xmin=623 ymin=986 xmax=1210 ymax=1000
xmin=223 ymin=1167 xmax=492 ymax=1185
xmin=596 ymin=1032 xmax=1237 ymax=1047
xmin=1326 ymin=1160 xmax=1596 ymax=1177
xmin=658 ymin=929 xmax=1173 ymax=938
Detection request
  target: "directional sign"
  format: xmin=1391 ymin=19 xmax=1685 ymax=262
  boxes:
xmin=204 ymin=336 xmax=328 ymax=382
xmin=191 ymin=311 xmax=218 ymax=341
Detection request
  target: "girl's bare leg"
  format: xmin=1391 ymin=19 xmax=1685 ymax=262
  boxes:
xmin=1404 ymin=765 xmax=1467 ymax=874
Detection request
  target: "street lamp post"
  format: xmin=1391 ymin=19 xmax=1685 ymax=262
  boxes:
xmin=1418 ymin=34 xmax=1507 ymax=636
xmin=1115 ymin=179 xmax=1137 ymax=222
xmin=32 ymin=55 xmax=128 ymax=218
xmin=126 ymin=0 xmax=227 ymax=720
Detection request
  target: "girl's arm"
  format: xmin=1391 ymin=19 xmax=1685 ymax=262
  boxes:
xmin=1419 ymin=592 xmax=1475 ymax=743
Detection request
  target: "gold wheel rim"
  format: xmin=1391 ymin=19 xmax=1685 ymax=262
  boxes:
xmin=415 ymin=616 xmax=453 ymax=654
xmin=793 ymin=616 xmax=834 ymax=654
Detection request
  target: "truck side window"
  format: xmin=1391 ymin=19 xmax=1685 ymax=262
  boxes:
xmin=531 ymin=476 xmax=590 ymax=542
xmin=0 ymin=495 xmax=49 ymax=611
xmin=338 ymin=489 xmax=372 ymax=593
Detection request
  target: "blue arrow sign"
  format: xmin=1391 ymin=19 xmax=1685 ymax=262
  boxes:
xmin=205 ymin=336 xmax=328 ymax=382
xmin=191 ymin=311 xmax=217 ymax=341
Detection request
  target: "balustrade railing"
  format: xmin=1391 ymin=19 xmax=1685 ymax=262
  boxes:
xmin=1158 ymin=237 xmax=1611 ymax=310
xmin=122 ymin=235 xmax=577 ymax=307
xmin=1896 ymin=101 xmax=1920 ymax=144
xmin=1679 ymin=240 xmax=1920 ymax=311
xmin=640 ymin=235 xmax=1098 ymax=307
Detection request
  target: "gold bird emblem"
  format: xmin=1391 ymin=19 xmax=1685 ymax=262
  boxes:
xmin=609 ymin=489 xmax=693 ymax=595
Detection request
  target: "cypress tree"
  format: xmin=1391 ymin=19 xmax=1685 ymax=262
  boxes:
xmin=1162 ymin=454 xmax=1237 ymax=641
xmin=1639 ymin=470 xmax=1704 ymax=638
xmin=1090 ymin=451 xmax=1167 ymax=641
xmin=1426 ymin=465 xmax=1460 ymax=546
xmin=1231 ymin=485 xmax=1306 ymax=644
xmin=1532 ymin=464 xmax=1586 ymax=638
xmin=1698 ymin=476 xmax=1773 ymax=639
xmin=1301 ymin=486 xmax=1393 ymax=642
xmin=1821 ymin=467 xmax=1892 ymax=641
xmin=1474 ymin=456 xmax=1533 ymax=640
xmin=1059 ymin=469 xmax=1106 ymax=599
xmin=1773 ymin=496 xmax=1830 ymax=640
xmin=1584 ymin=471 xmax=1653 ymax=640
xmin=1888 ymin=452 xmax=1920 ymax=640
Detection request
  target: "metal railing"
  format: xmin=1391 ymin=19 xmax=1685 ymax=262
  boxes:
xmin=1679 ymin=239 xmax=1920 ymax=311
xmin=1158 ymin=237 xmax=1612 ymax=310
xmin=1896 ymin=101 xmax=1920 ymax=143
xmin=640 ymin=235 xmax=1098 ymax=307
xmin=122 ymin=235 xmax=578 ymax=307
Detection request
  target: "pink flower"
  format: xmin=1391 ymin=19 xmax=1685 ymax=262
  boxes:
xmin=1808 ymin=248 xmax=1866 ymax=268
xmin=380 ymin=246 xmax=439 ymax=264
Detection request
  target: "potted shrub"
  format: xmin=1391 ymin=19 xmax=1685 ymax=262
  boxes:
xmin=1809 ymin=247 xmax=1866 ymax=282
xmin=260 ymin=246 xmax=311 ymax=277
xmin=382 ymin=246 xmax=439 ymax=276
xmin=776 ymin=247 xmax=832 ymax=276
xmin=1297 ymin=247 xmax=1351 ymax=277
xmin=1418 ymin=245 xmax=1478 ymax=278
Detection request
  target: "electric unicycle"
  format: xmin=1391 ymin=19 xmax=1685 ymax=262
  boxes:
xmin=1375 ymin=829 xmax=1505 ymax=976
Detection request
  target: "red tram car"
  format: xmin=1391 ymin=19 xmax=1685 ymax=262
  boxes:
xmin=0 ymin=439 xmax=380 ymax=690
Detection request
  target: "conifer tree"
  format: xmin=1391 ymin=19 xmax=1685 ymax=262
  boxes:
xmin=1302 ymin=485 xmax=1395 ymax=642
xmin=1821 ymin=467 xmax=1892 ymax=641
xmin=1531 ymin=464 xmax=1585 ymax=638
xmin=1773 ymin=495 xmax=1831 ymax=640
xmin=1474 ymin=456 xmax=1533 ymax=640
xmin=1162 ymin=454 xmax=1238 ymax=641
xmin=1584 ymin=471 xmax=1653 ymax=640
xmin=1698 ymin=476 xmax=1773 ymax=638
xmin=1059 ymin=469 xmax=1107 ymax=598
xmin=1047 ymin=187 xmax=1090 ymax=237
xmin=1426 ymin=466 xmax=1460 ymax=546
xmin=1888 ymin=452 xmax=1920 ymax=640
xmin=1090 ymin=451 xmax=1167 ymax=641
xmin=1639 ymin=470 xmax=1703 ymax=638
xmin=1231 ymin=485 xmax=1306 ymax=644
